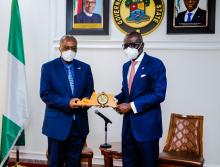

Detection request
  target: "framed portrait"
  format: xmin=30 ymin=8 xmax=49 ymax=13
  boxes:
xmin=66 ymin=0 xmax=109 ymax=35
xmin=167 ymin=0 xmax=216 ymax=34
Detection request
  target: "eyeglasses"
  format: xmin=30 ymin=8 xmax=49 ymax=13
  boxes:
xmin=122 ymin=43 xmax=142 ymax=49
xmin=62 ymin=46 xmax=77 ymax=51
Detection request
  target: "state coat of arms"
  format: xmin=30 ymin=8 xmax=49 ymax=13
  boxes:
xmin=125 ymin=0 xmax=150 ymax=23
xmin=113 ymin=0 xmax=164 ymax=35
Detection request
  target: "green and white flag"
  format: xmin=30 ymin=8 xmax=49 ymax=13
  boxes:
xmin=0 ymin=0 xmax=29 ymax=165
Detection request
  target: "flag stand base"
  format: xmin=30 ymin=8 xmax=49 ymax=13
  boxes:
xmin=11 ymin=149 xmax=27 ymax=167
xmin=11 ymin=162 xmax=27 ymax=167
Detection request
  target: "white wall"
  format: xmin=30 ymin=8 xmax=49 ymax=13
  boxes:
xmin=0 ymin=0 xmax=220 ymax=166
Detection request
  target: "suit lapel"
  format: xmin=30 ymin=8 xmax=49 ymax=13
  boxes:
xmin=192 ymin=8 xmax=201 ymax=22
xmin=55 ymin=58 xmax=73 ymax=96
xmin=123 ymin=61 xmax=130 ymax=96
xmin=130 ymin=54 xmax=149 ymax=96
xmin=72 ymin=60 xmax=81 ymax=97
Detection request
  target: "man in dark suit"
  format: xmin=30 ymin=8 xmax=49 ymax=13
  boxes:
xmin=40 ymin=35 xmax=94 ymax=167
xmin=115 ymin=31 xmax=167 ymax=167
xmin=175 ymin=0 xmax=207 ymax=26
xmin=74 ymin=0 xmax=101 ymax=23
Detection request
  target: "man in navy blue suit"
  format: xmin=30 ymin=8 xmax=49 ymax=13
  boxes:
xmin=115 ymin=31 xmax=167 ymax=167
xmin=175 ymin=0 xmax=207 ymax=26
xmin=74 ymin=0 xmax=102 ymax=23
xmin=40 ymin=35 xmax=94 ymax=167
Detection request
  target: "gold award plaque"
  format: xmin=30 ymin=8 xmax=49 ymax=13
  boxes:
xmin=97 ymin=92 xmax=109 ymax=106
xmin=76 ymin=92 xmax=117 ymax=108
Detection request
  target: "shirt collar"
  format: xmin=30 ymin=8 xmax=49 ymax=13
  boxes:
xmin=132 ymin=51 xmax=144 ymax=63
xmin=60 ymin=57 xmax=73 ymax=69
xmin=186 ymin=6 xmax=198 ymax=15
xmin=84 ymin=9 xmax=93 ymax=17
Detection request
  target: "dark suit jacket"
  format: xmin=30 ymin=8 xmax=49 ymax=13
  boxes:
xmin=116 ymin=53 xmax=167 ymax=142
xmin=175 ymin=8 xmax=207 ymax=26
xmin=74 ymin=11 xmax=101 ymax=23
xmin=40 ymin=58 xmax=94 ymax=141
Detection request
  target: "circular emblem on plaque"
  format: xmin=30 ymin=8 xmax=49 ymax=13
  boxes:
xmin=112 ymin=0 xmax=164 ymax=36
xmin=97 ymin=92 xmax=109 ymax=105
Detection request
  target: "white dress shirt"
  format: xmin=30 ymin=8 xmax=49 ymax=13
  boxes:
xmin=184 ymin=6 xmax=198 ymax=22
xmin=127 ymin=51 xmax=145 ymax=114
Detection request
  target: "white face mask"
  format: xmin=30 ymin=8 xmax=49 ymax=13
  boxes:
xmin=124 ymin=47 xmax=139 ymax=60
xmin=61 ymin=50 xmax=76 ymax=62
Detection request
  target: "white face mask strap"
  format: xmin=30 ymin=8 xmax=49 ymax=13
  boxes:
xmin=137 ymin=42 xmax=143 ymax=50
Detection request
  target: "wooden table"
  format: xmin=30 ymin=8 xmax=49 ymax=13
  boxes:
xmin=99 ymin=142 xmax=122 ymax=167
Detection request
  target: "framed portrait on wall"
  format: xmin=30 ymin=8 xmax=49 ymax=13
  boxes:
xmin=167 ymin=0 xmax=216 ymax=34
xmin=66 ymin=0 xmax=109 ymax=35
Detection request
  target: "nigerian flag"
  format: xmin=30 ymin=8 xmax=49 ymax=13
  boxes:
xmin=0 ymin=0 xmax=29 ymax=166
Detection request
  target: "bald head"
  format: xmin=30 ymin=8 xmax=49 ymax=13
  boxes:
xmin=124 ymin=31 xmax=143 ymax=44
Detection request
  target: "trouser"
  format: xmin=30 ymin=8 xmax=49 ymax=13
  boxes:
xmin=48 ymin=121 xmax=86 ymax=167
xmin=122 ymin=119 xmax=159 ymax=167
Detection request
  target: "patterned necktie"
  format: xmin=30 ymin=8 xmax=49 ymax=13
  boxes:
xmin=187 ymin=12 xmax=192 ymax=22
xmin=67 ymin=65 xmax=75 ymax=120
xmin=128 ymin=61 xmax=138 ymax=94
xmin=67 ymin=65 xmax=74 ymax=95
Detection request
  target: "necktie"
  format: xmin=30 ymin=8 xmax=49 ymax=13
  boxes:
xmin=67 ymin=65 xmax=75 ymax=120
xmin=128 ymin=61 xmax=138 ymax=94
xmin=67 ymin=65 xmax=74 ymax=95
xmin=187 ymin=12 xmax=192 ymax=22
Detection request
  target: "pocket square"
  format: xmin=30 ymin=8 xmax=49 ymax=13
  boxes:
xmin=140 ymin=74 xmax=146 ymax=78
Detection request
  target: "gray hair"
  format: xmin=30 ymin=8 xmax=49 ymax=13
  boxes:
xmin=60 ymin=35 xmax=77 ymax=45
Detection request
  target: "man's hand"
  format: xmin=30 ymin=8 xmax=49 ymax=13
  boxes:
xmin=115 ymin=103 xmax=132 ymax=114
xmin=69 ymin=98 xmax=80 ymax=109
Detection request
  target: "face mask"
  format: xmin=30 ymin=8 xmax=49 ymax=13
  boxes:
xmin=61 ymin=50 xmax=76 ymax=62
xmin=124 ymin=47 xmax=139 ymax=60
